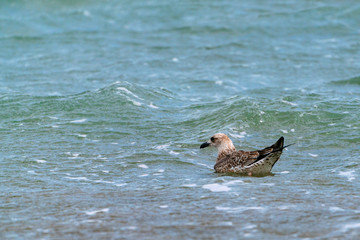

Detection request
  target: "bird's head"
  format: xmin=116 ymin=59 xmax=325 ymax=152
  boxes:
xmin=200 ymin=133 xmax=235 ymax=152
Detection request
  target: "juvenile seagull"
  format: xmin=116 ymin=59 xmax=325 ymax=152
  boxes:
xmin=200 ymin=133 xmax=292 ymax=175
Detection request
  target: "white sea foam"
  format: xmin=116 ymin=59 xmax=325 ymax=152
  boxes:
xmin=158 ymin=169 xmax=165 ymax=173
xmin=218 ymin=221 xmax=233 ymax=226
xmin=139 ymin=174 xmax=149 ymax=177
xmin=261 ymin=183 xmax=275 ymax=186
xmin=169 ymin=150 xmax=180 ymax=155
xmin=35 ymin=159 xmax=47 ymax=163
xmin=83 ymin=10 xmax=91 ymax=17
xmin=202 ymin=183 xmax=231 ymax=192
xmin=123 ymin=226 xmax=137 ymax=230
xmin=149 ymin=103 xmax=159 ymax=109
xmin=138 ymin=164 xmax=148 ymax=169
xmin=329 ymin=206 xmax=344 ymax=212
xmin=65 ymin=176 xmax=88 ymax=181
xmin=281 ymin=171 xmax=290 ymax=174
xmin=94 ymin=180 xmax=114 ymax=184
xmin=229 ymin=132 xmax=246 ymax=139
xmin=281 ymin=129 xmax=288 ymax=134
xmin=117 ymin=88 xmax=143 ymax=106
xmin=281 ymin=100 xmax=298 ymax=106
xmin=224 ymin=180 xmax=244 ymax=186
xmin=339 ymin=170 xmax=355 ymax=182
xmin=117 ymin=87 xmax=143 ymax=100
xmin=341 ymin=222 xmax=360 ymax=232
xmin=216 ymin=206 xmax=266 ymax=212
xmin=215 ymin=80 xmax=223 ymax=85
xmin=27 ymin=170 xmax=36 ymax=174
xmin=159 ymin=205 xmax=168 ymax=208
xmin=155 ymin=144 xmax=170 ymax=150
xmin=128 ymin=98 xmax=142 ymax=106
xmin=85 ymin=208 xmax=109 ymax=216
xmin=196 ymin=163 xmax=212 ymax=169
xmin=71 ymin=119 xmax=87 ymax=123
xmin=308 ymin=153 xmax=318 ymax=157
xmin=115 ymin=183 xmax=127 ymax=187
xmin=243 ymin=224 xmax=256 ymax=230
xmin=277 ymin=205 xmax=291 ymax=210
xmin=182 ymin=184 xmax=197 ymax=187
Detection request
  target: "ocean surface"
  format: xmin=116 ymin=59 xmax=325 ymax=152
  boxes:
xmin=1 ymin=0 xmax=360 ymax=239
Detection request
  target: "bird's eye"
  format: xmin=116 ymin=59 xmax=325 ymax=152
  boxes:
xmin=211 ymin=137 xmax=215 ymax=142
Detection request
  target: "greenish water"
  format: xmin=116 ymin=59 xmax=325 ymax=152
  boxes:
xmin=1 ymin=1 xmax=360 ymax=239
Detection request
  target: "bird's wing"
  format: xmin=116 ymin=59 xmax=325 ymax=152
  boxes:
xmin=214 ymin=150 xmax=260 ymax=172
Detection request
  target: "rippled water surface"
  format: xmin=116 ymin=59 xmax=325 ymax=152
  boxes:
xmin=1 ymin=1 xmax=360 ymax=239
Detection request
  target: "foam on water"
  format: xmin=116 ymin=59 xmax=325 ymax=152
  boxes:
xmin=341 ymin=222 xmax=360 ymax=232
xmin=308 ymin=153 xmax=319 ymax=157
xmin=1 ymin=1 xmax=360 ymax=239
xmin=224 ymin=180 xmax=245 ymax=185
xmin=70 ymin=119 xmax=87 ymax=123
xmin=169 ymin=150 xmax=180 ymax=155
xmin=115 ymin=183 xmax=127 ymax=187
xmin=281 ymin=100 xmax=298 ymax=106
xmin=202 ymin=183 xmax=231 ymax=192
xmin=338 ymin=170 xmax=356 ymax=182
xmin=65 ymin=176 xmax=89 ymax=181
xmin=229 ymin=131 xmax=246 ymax=139
xmin=35 ymin=159 xmax=47 ymax=163
xmin=117 ymin=87 xmax=144 ymax=101
xmin=216 ymin=206 xmax=266 ymax=213
xmin=154 ymin=144 xmax=170 ymax=150
xmin=148 ymin=103 xmax=159 ymax=109
xmin=94 ymin=180 xmax=114 ymax=184
xmin=76 ymin=134 xmax=87 ymax=138
xmin=85 ymin=208 xmax=109 ymax=216
xmin=138 ymin=164 xmax=149 ymax=169
xmin=329 ymin=207 xmax=345 ymax=212
xmin=182 ymin=184 xmax=197 ymax=187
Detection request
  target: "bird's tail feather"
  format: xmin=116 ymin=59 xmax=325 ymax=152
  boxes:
xmin=273 ymin=143 xmax=295 ymax=153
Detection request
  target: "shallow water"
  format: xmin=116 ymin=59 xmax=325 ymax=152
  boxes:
xmin=1 ymin=0 xmax=360 ymax=239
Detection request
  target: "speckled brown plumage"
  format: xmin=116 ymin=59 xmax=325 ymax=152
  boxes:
xmin=200 ymin=133 xmax=291 ymax=175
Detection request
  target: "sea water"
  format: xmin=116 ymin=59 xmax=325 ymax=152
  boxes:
xmin=1 ymin=0 xmax=360 ymax=239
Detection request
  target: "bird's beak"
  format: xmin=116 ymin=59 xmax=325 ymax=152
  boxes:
xmin=200 ymin=142 xmax=210 ymax=149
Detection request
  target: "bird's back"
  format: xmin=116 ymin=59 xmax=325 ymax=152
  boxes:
xmin=214 ymin=137 xmax=285 ymax=174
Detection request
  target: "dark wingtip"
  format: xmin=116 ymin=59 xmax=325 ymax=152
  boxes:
xmin=274 ymin=136 xmax=284 ymax=149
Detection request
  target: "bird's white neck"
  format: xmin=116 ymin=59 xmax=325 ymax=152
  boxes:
xmin=216 ymin=141 xmax=236 ymax=161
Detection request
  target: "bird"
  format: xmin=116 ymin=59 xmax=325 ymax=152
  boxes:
xmin=200 ymin=133 xmax=293 ymax=175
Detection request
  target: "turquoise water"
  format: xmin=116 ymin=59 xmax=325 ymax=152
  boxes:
xmin=1 ymin=1 xmax=360 ymax=239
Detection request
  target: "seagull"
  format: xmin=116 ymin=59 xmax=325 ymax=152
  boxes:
xmin=200 ymin=133 xmax=293 ymax=175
